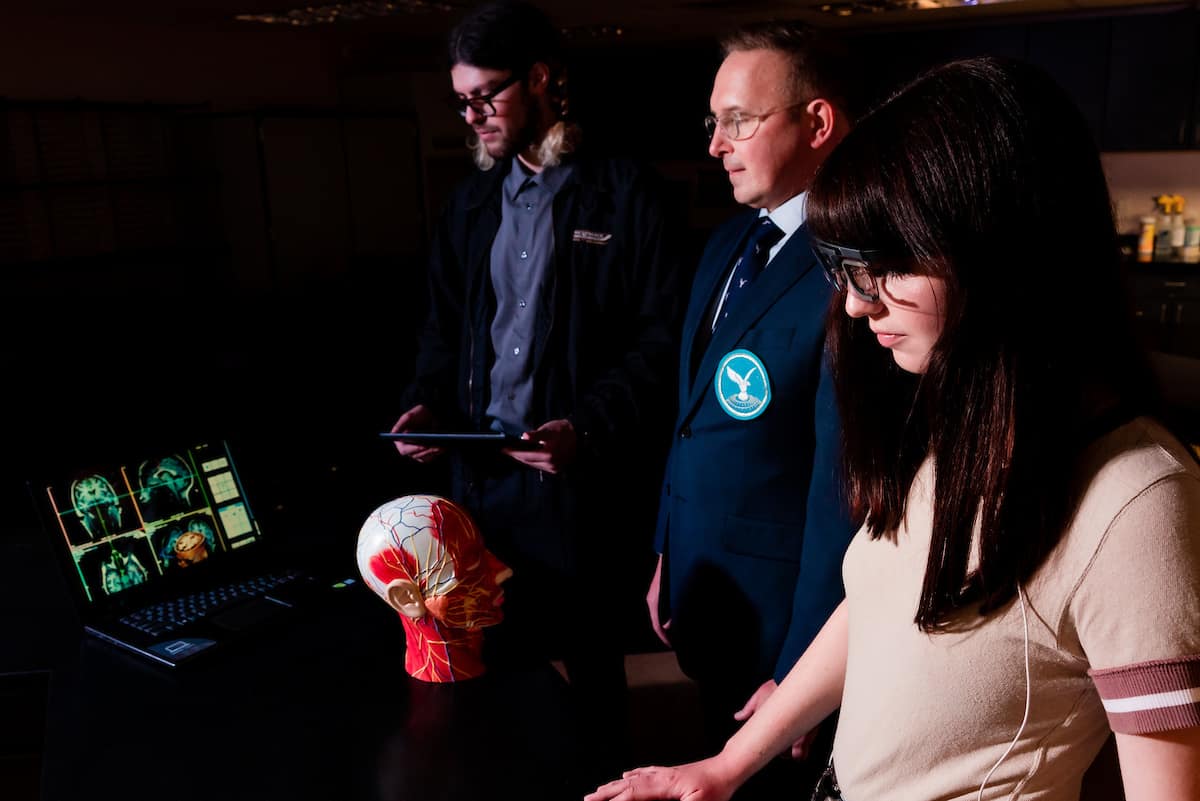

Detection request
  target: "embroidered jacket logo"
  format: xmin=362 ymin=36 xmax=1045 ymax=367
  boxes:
xmin=572 ymin=230 xmax=612 ymax=245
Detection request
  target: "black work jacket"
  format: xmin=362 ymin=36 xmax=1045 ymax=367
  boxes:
xmin=401 ymin=153 xmax=684 ymax=564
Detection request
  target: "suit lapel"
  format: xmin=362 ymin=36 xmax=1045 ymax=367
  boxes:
xmin=682 ymin=227 xmax=818 ymax=420
xmin=679 ymin=215 xmax=757 ymax=401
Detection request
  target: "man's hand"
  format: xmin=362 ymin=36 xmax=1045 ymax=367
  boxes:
xmin=733 ymin=680 xmax=817 ymax=760
xmin=390 ymin=404 xmax=444 ymax=463
xmin=585 ymin=759 xmax=738 ymax=801
xmin=502 ymin=418 xmax=577 ymax=474
xmin=647 ymin=553 xmax=672 ymax=646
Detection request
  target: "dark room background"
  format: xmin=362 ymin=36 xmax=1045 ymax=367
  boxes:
xmin=3 ymin=1 xmax=1199 ymax=637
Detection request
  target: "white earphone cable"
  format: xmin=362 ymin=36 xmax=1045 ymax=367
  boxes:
xmin=977 ymin=584 xmax=1032 ymax=801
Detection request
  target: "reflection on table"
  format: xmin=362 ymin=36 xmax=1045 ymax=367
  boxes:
xmin=36 ymin=585 xmax=582 ymax=801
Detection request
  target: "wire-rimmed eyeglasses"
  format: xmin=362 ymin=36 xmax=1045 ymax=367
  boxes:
xmin=703 ymin=100 xmax=809 ymax=141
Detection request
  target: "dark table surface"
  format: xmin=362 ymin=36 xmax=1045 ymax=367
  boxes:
xmin=1 ymin=502 xmax=585 ymax=801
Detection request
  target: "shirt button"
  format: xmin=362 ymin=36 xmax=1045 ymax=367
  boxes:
xmin=679 ymin=426 xmax=692 ymax=439
xmin=519 ymin=250 xmax=528 ymax=259
xmin=518 ymin=299 xmax=527 ymax=308
xmin=525 ymin=203 xmax=533 ymax=211
xmin=513 ymin=347 xmax=521 ymax=356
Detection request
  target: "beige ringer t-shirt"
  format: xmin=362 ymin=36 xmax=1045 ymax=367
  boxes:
xmin=832 ymin=418 xmax=1200 ymax=801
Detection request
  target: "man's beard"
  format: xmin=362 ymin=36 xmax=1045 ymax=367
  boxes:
xmin=469 ymin=111 xmax=528 ymax=170
xmin=468 ymin=118 xmax=580 ymax=171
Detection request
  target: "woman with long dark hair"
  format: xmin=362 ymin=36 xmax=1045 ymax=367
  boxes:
xmin=588 ymin=56 xmax=1199 ymax=801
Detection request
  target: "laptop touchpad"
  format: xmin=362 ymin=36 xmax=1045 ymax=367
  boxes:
xmin=210 ymin=596 xmax=290 ymax=632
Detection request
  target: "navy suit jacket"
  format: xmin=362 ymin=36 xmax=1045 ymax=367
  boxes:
xmin=655 ymin=210 xmax=857 ymax=691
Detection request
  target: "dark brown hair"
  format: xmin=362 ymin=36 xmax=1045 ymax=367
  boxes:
xmin=808 ymin=57 xmax=1157 ymax=630
xmin=447 ymin=0 xmax=577 ymax=167
xmin=447 ymin=0 xmax=571 ymax=117
xmin=447 ymin=1 xmax=563 ymax=75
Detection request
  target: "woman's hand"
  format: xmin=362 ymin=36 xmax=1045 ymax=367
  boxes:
xmin=584 ymin=758 xmax=738 ymax=801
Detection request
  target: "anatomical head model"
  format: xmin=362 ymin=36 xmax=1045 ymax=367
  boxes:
xmin=356 ymin=495 xmax=511 ymax=682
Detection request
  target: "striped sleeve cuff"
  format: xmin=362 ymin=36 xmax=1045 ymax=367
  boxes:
xmin=1089 ymin=655 xmax=1200 ymax=734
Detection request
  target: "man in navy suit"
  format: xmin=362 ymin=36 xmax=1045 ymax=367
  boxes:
xmin=647 ymin=21 xmax=861 ymax=796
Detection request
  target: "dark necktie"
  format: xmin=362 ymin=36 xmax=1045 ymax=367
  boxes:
xmin=714 ymin=217 xmax=784 ymax=331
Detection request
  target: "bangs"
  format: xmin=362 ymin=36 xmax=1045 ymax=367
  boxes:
xmin=808 ymin=160 xmax=906 ymax=255
xmin=808 ymin=106 xmax=954 ymax=279
xmin=806 ymin=59 xmax=1041 ymax=286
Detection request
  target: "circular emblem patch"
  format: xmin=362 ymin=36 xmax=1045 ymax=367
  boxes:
xmin=715 ymin=349 xmax=771 ymax=420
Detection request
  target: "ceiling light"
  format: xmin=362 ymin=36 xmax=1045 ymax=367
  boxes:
xmin=561 ymin=24 xmax=630 ymax=40
xmin=236 ymin=0 xmax=458 ymax=26
xmin=811 ymin=0 xmax=1026 ymax=16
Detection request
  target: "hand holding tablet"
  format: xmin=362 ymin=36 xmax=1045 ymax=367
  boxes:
xmin=380 ymin=431 xmax=541 ymax=450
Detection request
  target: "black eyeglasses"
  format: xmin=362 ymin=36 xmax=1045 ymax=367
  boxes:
xmin=811 ymin=237 xmax=901 ymax=303
xmin=448 ymin=73 xmax=522 ymax=119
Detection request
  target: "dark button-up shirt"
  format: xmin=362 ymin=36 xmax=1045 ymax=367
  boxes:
xmin=486 ymin=159 xmax=574 ymax=433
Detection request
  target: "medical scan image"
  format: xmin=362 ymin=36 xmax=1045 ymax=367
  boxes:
xmin=136 ymin=453 xmax=202 ymax=522
xmin=68 ymin=473 xmax=131 ymax=545
xmin=76 ymin=536 xmax=157 ymax=600
xmin=151 ymin=513 xmax=219 ymax=570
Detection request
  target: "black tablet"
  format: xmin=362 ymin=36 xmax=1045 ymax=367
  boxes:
xmin=380 ymin=431 xmax=540 ymax=450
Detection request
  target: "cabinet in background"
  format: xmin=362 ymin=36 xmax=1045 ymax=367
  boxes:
xmin=1129 ymin=267 xmax=1200 ymax=359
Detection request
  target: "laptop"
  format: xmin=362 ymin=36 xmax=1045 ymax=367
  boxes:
xmin=29 ymin=439 xmax=322 ymax=668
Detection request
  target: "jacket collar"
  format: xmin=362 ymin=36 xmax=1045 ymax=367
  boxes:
xmin=463 ymin=151 xmax=609 ymax=210
xmin=464 ymin=159 xmax=509 ymax=210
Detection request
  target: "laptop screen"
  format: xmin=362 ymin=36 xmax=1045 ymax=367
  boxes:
xmin=40 ymin=441 xmax=263 ymax=605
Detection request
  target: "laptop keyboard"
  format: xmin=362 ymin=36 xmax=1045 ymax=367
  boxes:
xmin=119 ymin=569 xmax=304 ymax=637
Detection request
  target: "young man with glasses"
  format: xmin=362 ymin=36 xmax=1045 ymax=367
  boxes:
xmin=646 ymin=21 xmax=861 ymax=798
xmin=389 ymin=0 xmax=683 ymax=790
